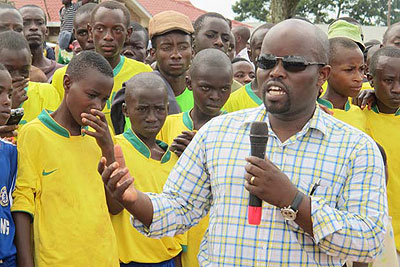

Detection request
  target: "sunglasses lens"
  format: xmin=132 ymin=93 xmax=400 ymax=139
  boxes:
xmin=257 ymin=57 xmax=278 ymax=70
xmin=283 ymin=57 xmax=308 ymax=72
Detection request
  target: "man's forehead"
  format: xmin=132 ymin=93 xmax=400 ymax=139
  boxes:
xmin=202 ymin=17 xmax=229 ymax=32
xmin=376 ymin=56 xmax=400 ymax=71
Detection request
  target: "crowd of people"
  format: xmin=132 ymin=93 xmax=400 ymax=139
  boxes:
xmin=0 ymin=0 xmax=399 ymax=266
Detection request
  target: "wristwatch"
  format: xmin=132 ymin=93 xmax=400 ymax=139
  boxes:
xmin=280 ymin=191 xmax=304 ymax=221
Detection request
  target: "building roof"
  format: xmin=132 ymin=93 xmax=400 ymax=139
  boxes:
xmin=136 ymin=0 xmax=250 ymax=28
xmin=13 ymin=0 xmax=62 ymax=23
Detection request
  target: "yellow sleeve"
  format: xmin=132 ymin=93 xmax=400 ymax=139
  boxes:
xmin=51 ymin=66 xmax=67 ymax=99
xmin=39 ymin=83 xmax=61 ymax=112
xmin=11 ymin=123 xmax=41 ymax=217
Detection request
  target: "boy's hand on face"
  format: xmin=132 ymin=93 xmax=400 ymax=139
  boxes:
xmin=170 ymin=131 xmax=196 ymax=157
xmin=0 ymin=125 xmax=18 ymax=138
xmin=352 ymin=89 xmax=376 ymax=110
xmin=11 ymin=77 xmax=29 ymax=108
xmin=81 ymin=109 xmax=114 ymax=156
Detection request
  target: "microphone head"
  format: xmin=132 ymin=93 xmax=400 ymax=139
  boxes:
xmin=250 ymin=121 xmax=268 ymax=137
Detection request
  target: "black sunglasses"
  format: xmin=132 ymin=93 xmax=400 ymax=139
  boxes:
xmin=257 ymin=54 xmax=326 ymax=72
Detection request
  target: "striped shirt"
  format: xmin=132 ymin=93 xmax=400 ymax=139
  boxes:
xmin=60 ymin=2 xmax=81 ymax=33
xmin=132 ymin=105 xmax=388 ymax=266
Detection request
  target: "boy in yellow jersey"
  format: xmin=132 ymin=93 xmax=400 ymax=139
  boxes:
xmin=364 ymin=46 xmax=400 ymax=260
xmin=111 ymin=72 xmax=184 ymax=267
xmin=224 ymin=23 xmax=273 ymax=113
xmin=317 ymin=37 xmax=368 ymax=132
xmin=0 ymin=31 xmax=60 ymax=126
xmin=11 ymin=51 xmax=119 ymax=267
xmin=51 ymin=1 xmax=151 ymax=130
xmin=158 ymin=49 xmax=232 ymax=267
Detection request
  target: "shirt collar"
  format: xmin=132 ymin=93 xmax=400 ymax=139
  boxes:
xmin=38 ymin=110 xmax=88 ymax=138
xmin=113 ymin=55 xmax=125 ymax=77
xmin=122 ymin=128 xmax=171 ymax=163
xmin=371 ymin=103 xmax=400 ymax=116
xmin=240 ymin=104 xmax=328 ymax=137
xmin=317 ymin=97 xmax=351 ymax=111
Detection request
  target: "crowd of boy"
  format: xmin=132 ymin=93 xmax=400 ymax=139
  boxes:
xmin=0 ymin=1 xmax=399 ymax=266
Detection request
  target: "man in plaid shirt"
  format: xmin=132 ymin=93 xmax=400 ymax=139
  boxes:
xmin=102 ymin=19 xmax=387 ymax=266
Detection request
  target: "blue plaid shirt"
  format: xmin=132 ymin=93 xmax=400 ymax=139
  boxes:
xmin=133 ymin=105 xmax=388 ymax=266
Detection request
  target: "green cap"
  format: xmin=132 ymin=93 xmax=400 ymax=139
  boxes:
xmin=328 ymin=20 xmax=365 ymax=51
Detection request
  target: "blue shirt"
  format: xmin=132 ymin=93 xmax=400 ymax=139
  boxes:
xmin=133 ymin=105 xmax=387 ymax=266
xmin=0 ymin=139 xmax=17 ymax=260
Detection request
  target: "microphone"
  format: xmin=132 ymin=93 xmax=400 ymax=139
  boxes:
xmin=248 ymin=121 xmax=268 ymax=225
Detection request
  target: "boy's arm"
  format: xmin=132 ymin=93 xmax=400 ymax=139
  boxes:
xmin=12 ymin=212 xmax=34 ymax=267
xmin=81 ymin=109 xmax=124 ymax=214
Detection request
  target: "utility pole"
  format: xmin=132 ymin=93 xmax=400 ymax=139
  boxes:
xmin=388 ymin=0 xmax=392 ymax=26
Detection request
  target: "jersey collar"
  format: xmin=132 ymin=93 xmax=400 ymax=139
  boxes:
xmin=371 ymin=104 xmax=400 ymax=116
xmin=123 ymin=128 xmax=171 ymax=163
xmin=317 ymin=98 xmax=351 ymax=111
xmin=245 ymin=82 xmax=263 ymax=105
xmin=182 ymin=111 xmax=194 ymax=131
xmin=113 ymin=55 xmax=125 ymax=77
xmin=38 ymin=110 xmax=88 ymax=138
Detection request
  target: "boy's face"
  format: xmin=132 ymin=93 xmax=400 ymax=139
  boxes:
xmin=328 ymin=47 xmax=364 ymax=98
xmin=0 ymin=9 xmax=23 ymax=34
xmin=74 ymin=12 xmax=94 ymax=51
xmin=384 ymin=25 xmax=400 ymax=48
xmin=123 ymin=87 xmax=168 ymax=139
xmin=20 ymin=7 xmax=47 ymax=50
xmin=121 ymin=31 xmax=147 ymax=62
xmin=194 ymin=17 xmax=230 ymax=53
xmin=370 ymin=56 xmax=400 ymax=111
xmin=90 ymin=7 xmax=129 ymax=60
xmin=0 ymin=48 xmax=31 ymax=81
xmin=0 ymin=70 xmax=13 ymax=125
xmin=152 ymin=32 xmax=192 ymax=77
xmin=249 ymin=28 xmax=269 ymax=64
xmin=63 ymin=68 xmax=113 ymax=127
xmin=233 ymin=61 xmax=255 ymax=85
xmin=188 ymin=65 xmax=232 ymax=116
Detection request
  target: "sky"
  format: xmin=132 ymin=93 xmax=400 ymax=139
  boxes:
xmin=190 ymin=0 xmax=238 ymax=20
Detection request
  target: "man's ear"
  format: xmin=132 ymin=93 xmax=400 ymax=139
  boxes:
xmin=186 ymin=75 xmax=192 ymax=91
xmin=150 ymin=48 xmax=156 ymax=61
xmin=63 ymin=74 xmax=72 ymax=95
xmin=317 ymin=65 xmax=331 ymax=88
xmin=122 ymin=102 xmax=128 ymax=117
xmin=126 ymin=26 xmax=132 ymax=41
xmin=87 ymin=24 xmax=93 ymax=40
xmin=367 ymin=73 xmax=374 ymax=88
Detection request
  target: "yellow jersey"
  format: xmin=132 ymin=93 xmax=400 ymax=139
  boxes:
xmin=364 ymin=105 xmax=400 ymax=250
xmin=112 ymin=129 xmax=183 ymax=263
xmin=223 ymin=82 xmax=262 ymax=113
xmin=20 ymin=82 xmax=61 ymax=125
xmin=157 ymin=111 xmax=209 ymax=267
xmin=11 ymin=110 xmax=119 ymax=267
xmin=51 ymin=56 xmax=152 ymax=131
xmin=317 ymin=98 xmax=368 ymax=133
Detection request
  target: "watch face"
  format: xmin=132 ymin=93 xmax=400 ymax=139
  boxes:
xmin=281 ymin=208 xmax=297 ymax=221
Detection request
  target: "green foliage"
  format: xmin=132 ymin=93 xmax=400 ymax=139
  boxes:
xmin=232 ymin=0 xmax=400 ymax=26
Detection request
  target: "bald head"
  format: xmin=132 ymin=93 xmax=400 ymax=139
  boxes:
xmin=189 ymin=48 xmax=232 ymax=78
xmin=262 ymin=19 xmax=329 ymax=64
xmin=125 ymin=72 xmax=167 ymax=102
xmin=232 ymin=26 xmax=250 ymax=53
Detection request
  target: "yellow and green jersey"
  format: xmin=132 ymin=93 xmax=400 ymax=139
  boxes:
xmin=223 ymin=82 xmax=262 ymax=113
xmin=364 ymin=105 xmax=400 ymax=250
xmin=317 ymin=98 xmax=368 ymax=133
xmin=112 ymin=129 xmax=183 ymax=263
xmin=20 ymin=82 xmax=61 ymax=125
xmin=157 ymin=111 xmax=209 ymax=267
xmin=11 ymin=110 xmax=119 ymax=267
xmin=51 ymin=56 xmax=152 ymax=131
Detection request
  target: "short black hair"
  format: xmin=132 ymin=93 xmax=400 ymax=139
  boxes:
xmin=231 ymin=57 xmax=250 ymax=64
xmin=91 ymin=1 xmax=130 ymax=28
xmin=189 ymin=48 xmax=232 ymax=77
xmin=125 ymin=72 xmax=167 ymax=100
xmin=66 ymin=50 xmax=113 ymax=81
xmin=19 ymin=4 xmax=47 ymax=24
xmin=0 ymin=31 xmax=30 ymax=54
xmin=130 ymin=22 xmax=149 ymax=45
xmin=369 ymin=46 xmax=400 ymax=76
xmin=74 ymin=3 xmax=97 ymax=27
xmin=329 ymin=37 xmax=361 ymax=64
xmin=383 ymin=22 xmax=400 ymax=44
xmin=193 ymin=12 xmax=228 ymax=35
xmin=250 ymin=23 xmax=274 ymax=43
xmin=151 ymin=30 xmax=191 ymax=49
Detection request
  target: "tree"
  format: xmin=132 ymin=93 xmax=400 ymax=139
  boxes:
xmin=232 ymin=0 xmax=400 ymax=26
xmin=270 ymin=0 xmax=300 ymax=22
